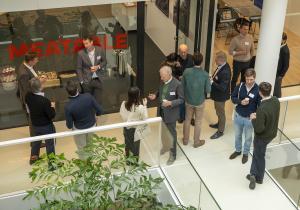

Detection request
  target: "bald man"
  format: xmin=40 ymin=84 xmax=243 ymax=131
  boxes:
xmin=176 ymin=44 xmax=194 ymax=78
xmin=148 ymin=66 xmax=184 ymax=165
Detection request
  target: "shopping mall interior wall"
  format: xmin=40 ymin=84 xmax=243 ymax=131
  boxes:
xmin=0 ymin=0 xmax=146 ymax=13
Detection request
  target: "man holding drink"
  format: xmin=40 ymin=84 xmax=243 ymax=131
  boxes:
xmin=229 ymin=69 xmax=261 ymax=164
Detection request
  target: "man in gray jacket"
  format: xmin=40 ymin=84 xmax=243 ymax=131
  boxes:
xmin=77 ymin=35 xmax=107 ymax=104
xmin=148 ymin=66 xmax=184 ymax=165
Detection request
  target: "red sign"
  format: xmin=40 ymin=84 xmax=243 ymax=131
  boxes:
xmin=8 ymin=34 xmax=128 ymax=60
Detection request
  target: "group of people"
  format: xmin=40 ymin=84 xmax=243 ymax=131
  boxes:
xmin=17 ymin=35 xmax=106 ymax=165
xmin=148 ymin=47 xmax=280 ymax=190
xmin=145 ymin=22 xmax=283 ymax=190
xmin=16 ymin=23 xmax=285 ymax=190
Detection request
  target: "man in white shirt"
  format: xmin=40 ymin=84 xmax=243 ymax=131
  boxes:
xmin=76 ymin=35 xmax=107 ymax=105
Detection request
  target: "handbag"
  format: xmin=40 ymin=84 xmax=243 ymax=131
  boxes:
xmin=134 ymin=123 xmax=151 ymax=142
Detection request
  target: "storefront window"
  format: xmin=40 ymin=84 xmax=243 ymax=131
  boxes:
xmin=0 ymin=4 xmax=137 ymax=129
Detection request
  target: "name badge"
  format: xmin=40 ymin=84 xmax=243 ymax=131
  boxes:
xmin=245 ymin=42 xmax=249 ymax=46
xmin=97 ymin=56 xmax=101 ymax=60
xmin=249 ymin=93 xmax=254 ymax=98
xmin=170 ymin=92 xmax=176 ymax=96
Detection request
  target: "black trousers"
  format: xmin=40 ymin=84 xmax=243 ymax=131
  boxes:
xmin=24 ymin=111 xmax=34 ymax=137
xmin=31 ymin=123 xmax=56 ymax=157
xmin=82 ymin=78 xmax=103 ymax=105
xmin=273 ymin=76 xmax=283 ymax=98
xmin=250 ymin=136 xmax=272 ymax=181
xmin=123 ymin=127 xmax=140 ymax=158
xmin=231 ymin=60 xmax=250 ymax=93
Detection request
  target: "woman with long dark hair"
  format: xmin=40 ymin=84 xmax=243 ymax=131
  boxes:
xmin=120 ymin=86 xmax=148 ymax=159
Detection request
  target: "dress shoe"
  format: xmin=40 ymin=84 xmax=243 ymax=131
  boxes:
xmin=209 ymin=123 xmax=219 ymax=129
xmin=178 ymin=119 xmax=184 ymax=124
xmin=193 ymin=140 xmax=205 ymax=148
xmin=242 ymin=155 xmax=248 ymax=164
xmin=191 ymin=119 xmax=195 ymax=126
xmin=229 ymin=151 xmax=241 ymax=159
xmin=210 ymin=131 xmax=223 ymax=139
xmin=249 ymin=175 xmax=256 ymax=190
xmin=167 ymin=155 xmax=176 ymax=165
xmin=246 ymin=174 xmax=263 ymax=184
xmin=29 ymin=155 xmax=40 ymax=165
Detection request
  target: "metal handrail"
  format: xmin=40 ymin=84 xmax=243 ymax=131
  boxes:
xmin=279 ymin=95 xmax=300 ymax=102
xmin=0 ymin=117 xmax=162 ymax=148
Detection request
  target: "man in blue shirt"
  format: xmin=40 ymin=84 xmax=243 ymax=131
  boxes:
xmin=64 ymin=81 xmax=102 ymax=159
xmin=229 ymin=69 xmax=260 ymax=164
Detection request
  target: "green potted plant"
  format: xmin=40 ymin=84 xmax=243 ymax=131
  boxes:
xmin=24 ymin=134 xmax=196 ymax=210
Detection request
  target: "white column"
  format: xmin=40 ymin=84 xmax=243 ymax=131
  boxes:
xmin=255 ymin=0 xmax=288 ymax=89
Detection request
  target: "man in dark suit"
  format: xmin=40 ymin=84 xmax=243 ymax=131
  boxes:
xmin=274 ymin=32 xmax=290 ymax=98
xmin=210 ymin=51 xmax=231 ymax=139
xmin=17 ymin=51 xmax=41 ymax=136
xmin=148 ymin=66 xmax=184 ymax=165
xmin=25 ymin=78 xmax=56 ymax=165
xmin=77 ymin=35 xmax=107 ymax=105
xmin=64 ymin=81 xmax=102 ymax=159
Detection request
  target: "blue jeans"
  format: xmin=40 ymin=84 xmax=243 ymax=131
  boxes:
xmin=234 ymin=112 xmax=253 ymax=155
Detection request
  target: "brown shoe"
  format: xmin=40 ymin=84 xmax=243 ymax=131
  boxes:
xmin=193 ymin=140 xmax=205 ymax=148
xmin=29 ymin=155 xmax=40 ymax=165
xmin=183 ymin=139 xmax=188 ymax=145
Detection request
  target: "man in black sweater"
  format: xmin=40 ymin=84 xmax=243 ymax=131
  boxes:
xmin=210 ymin=51 xmax=231 ymax=139
xmin=248 ymin=82 xmax=280 ymax=190
xmin=274 ymin=32 xmax=290 ymax=98
xmin=230 ymin=69 xmax=261 ymax=164
xmin=25 ymin=78 xmax=56 ymax=165
xmin=64 ymin=81 xmax=102 ymax=159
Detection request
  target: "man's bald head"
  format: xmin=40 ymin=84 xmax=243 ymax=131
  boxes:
xmin=179 ymin=44 xmax=189 ymax=59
